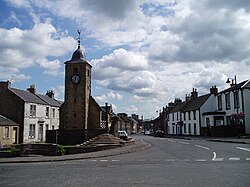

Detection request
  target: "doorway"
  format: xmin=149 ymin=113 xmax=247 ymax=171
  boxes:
xmin=38 ymin=124 xmax=43 ymax=142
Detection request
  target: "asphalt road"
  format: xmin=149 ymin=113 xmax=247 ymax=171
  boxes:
xmin=0 ymin=134 xmax=250 ymax=187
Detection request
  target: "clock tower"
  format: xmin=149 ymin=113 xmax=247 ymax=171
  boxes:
xmin=62 ymin=31 xmax=92 ymax=133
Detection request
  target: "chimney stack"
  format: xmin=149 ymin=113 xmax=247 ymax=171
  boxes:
xmin=210 ymin=85 xmax=218 ymax=94
xmin=46 ymin=90 xmax=54 ymax=98
xmin=191 ymin=88 xmax=198 ymax=99
xmin=27 ymin=84 xmax=36 ymax=94
xmin=185 ymin=94 xmax=191 ymax=101
xmin=0 ymin=81 xmax=11 ymax=90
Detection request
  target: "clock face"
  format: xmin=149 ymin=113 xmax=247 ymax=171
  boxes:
xmin=71 ymin=74 xmax=80 ymax=84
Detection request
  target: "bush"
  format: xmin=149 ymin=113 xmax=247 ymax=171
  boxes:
xmin=57 ymin=145 xmax=65 ymax=155
xmin=10 ymin=147 xmax=20 ymax=154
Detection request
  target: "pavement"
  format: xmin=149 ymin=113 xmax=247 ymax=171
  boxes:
xmin=166 ymin=135 xmax=250 ymax=144
xmin=0 ymin=139 xmax=150 ymax=164
xmin=0 ymin=136 xmax=250 ymax=164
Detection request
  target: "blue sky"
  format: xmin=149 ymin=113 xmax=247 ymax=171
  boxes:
xmin=0 ymin=0 xmax=250 ymax=119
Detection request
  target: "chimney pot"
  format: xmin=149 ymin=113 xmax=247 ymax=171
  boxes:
xmin=27 ymin=84 xmax=36 ymax=94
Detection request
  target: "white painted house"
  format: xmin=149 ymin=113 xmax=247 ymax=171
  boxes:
xmin=0 ymin=82 xmax=61 ymax=143
xmin=168 ymin=87 xmax=217 ymax=136
xmin=167 ymin=80 xmax=250 ymax=136
xmin=207 ymin=80 xmax=250 ymax=134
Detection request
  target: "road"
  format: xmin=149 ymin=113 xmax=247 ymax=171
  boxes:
xmin=0 ymin=134 xmax=250 ymax=187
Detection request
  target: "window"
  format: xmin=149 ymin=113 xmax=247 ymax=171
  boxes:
xmin=183 ymin=112 xmax=186 ymax=121
xmin=172 ymin=123 xmax=175 ymax=134
xmin=29 ymin=124 xmax=35 ymax=138
xmin=177 ymin=112 xmax=179 ymax=121
xmin=225 ymin=93 xmax=231 ymax=110
xmin=188 ymin=112 xmax=191 ymax=120
xmin=172 ymin=113 xmax=174 ymax=121
xmin=46 ymin=107 xmax=49 ymax=118
xmin=218 ymin=95 xmax=222 ymax=111
xmin=206 ymin=118 xmax=210 ymax=127
xmin=52 ymin=125 xmax=55 ymax=130
xmin=193 ymin=111 xmax=196 ymax=120
xmin=46 ymin=124 xmax=49 ymax=130
xmin=194 ymin=123 xmax=197 ymax=134
xmin=4 ymin=127 xmax=10 ymax=139
xmin=52 ymin=108 xmax=55 ymax=118
xmin=30 ymin=105 xmax=36 ymax=117
xmin=188 ymin=123 xmax=191 ymax=133
xmin=73 ymin=67 xmax=78 ymax=73
xmin=234 ymin=91 xmax=239 ymax=109
xmin=184 ymin=123 xmax=186 ymax=133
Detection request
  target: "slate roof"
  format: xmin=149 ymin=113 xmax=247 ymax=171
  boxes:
xmin=119 ymin=115 xmax=131 ymax=123
xmin=182 ymin=94 xmax=211 ymax=112
xmin=37 ymin=94 xmax=61 ymax=107
xmin=10 ymin=88 xmax=47 ymax=105
xmin=0 ymin=115 xmax=18 ymax=126
xmin=218 ymin=80 xmax=249 ymax=94
xmin=169 ymin=101 xmax=187 ymax=113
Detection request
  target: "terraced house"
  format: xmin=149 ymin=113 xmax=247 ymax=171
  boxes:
xmin=0 ymin=81 xmax=61 ymax=143
xmin=167 ymin=80 xmax=250 ymax=136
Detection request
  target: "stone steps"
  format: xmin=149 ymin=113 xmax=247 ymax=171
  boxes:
xmin=83 ymin=133 xmax=123 ymax=146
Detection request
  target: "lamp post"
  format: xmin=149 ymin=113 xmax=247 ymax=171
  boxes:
xmin=226 ymin=75 xmax=238 ymax=114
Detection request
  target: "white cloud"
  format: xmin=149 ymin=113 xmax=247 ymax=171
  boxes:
xmin=2 ymin=0 xmax=250 ymax=118
xmin=51 ymin=85 xmax=64 ymax=101
xmin=0 ymin=22 xmax=75 ymax=80
xmin=94 ymin=91 xmax=123 ymax=103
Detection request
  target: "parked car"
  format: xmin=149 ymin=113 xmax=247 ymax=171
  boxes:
xmin=154 ymin=130 xmax=165 ymax=137
xmin=144 ymin=130 xmax=151 ymax=135
xmin=118 ymin=131 xmax=128 ymax=140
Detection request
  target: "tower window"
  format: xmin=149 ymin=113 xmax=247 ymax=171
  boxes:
xmin=73 ymin=67 xmax=78 ymax=74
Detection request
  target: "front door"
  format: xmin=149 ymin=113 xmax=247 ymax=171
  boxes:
xmin=12 ymin=127 xmax=18 ymax=144
xmin=38 ymin=124 xmax=43 ymax=142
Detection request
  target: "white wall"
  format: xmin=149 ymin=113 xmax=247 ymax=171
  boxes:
xmin=23 ymin=102 xmax=60 ymax=143
xmin=243 ymin=89 xmax=250 ymax=134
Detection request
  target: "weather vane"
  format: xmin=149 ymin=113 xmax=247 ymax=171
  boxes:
xmin=77 ymin=30 xmax=81 ymax=46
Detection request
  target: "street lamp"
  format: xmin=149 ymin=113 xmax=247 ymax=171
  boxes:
xmin=226 ymin=75 xmax=238 ymax=114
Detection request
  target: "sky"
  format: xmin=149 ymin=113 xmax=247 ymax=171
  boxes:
xmin=0 ymin=0 xmax=250 ymax=120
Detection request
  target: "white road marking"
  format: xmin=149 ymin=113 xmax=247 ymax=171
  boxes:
xmin=237 ymin=147 xmax=250 ymax=152
xmin=165 ymin=159 xmax=175 ymax=162
xmin=229 ymin=158 xmax=240 ymax=161
xmin=150 ymin=159 xmax=160 ymax=161
xmin=111 ymin=160 xmax=120 ymax=162
xmin=137 ymin=159 xmax=147 ymax=162
xmin=195 ymin=159 xmax=207 ymax=162
xmin=100 ymin=160 xmax=108 ymax=162
xmin=246 ymin=158 xmax=250 ymax=161
xmin=212 ymin=158 xmax=224 ymax=161
xmin=212 ymin=152 xmax=224 ymax=161
xmin=90 ymin=160 xmax=97 ymax=162
xmin=195 ymin=144 xmax=210 ymax=150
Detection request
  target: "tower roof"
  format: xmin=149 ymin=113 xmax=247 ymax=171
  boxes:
xmin=71 ymin=45 xmax=86 ymax=60
xmin=70 ymin=30 xmax=86 ymax=61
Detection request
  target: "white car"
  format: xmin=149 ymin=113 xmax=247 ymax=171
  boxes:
xmin=144 ymin=130 xmax=151 ymax=135
xmin=118 ymin=131 xmax=128 ymax=140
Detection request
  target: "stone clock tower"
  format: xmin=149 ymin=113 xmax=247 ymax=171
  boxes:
xmin=59 ymin=31 xmax=92 ymax=143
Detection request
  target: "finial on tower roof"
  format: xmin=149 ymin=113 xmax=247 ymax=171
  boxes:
xmin=77 ymin=30 xmax=81 ymax=48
